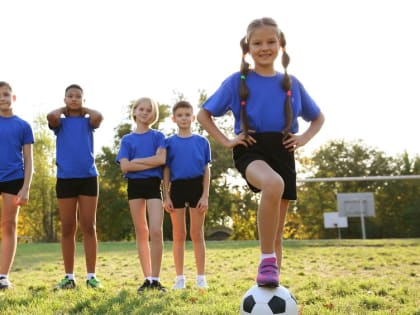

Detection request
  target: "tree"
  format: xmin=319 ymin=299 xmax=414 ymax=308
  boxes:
xmin=295 ymin=139 xmax=420 ymax=239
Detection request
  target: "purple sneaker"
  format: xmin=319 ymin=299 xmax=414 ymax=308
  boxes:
xmin=256 ymin=257 xmax=279 ymax=287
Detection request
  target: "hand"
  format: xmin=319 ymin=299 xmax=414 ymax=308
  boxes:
xmin=228 ymin=130 xmax=256 ymax=148
xmin=163 ymin=198 xmax=174 ymax=212
xmin=282 ymin=133 xmax=308 ymax=152
xmin=15 ymin=188 xmax=29 ymax=206
xmin=196 ymin=197 xmax=208 ymax=214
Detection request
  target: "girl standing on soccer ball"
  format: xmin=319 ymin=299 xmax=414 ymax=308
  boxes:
xmin=48 ymin=84 xmax=103 ymax=290
xmin=0 ymin=81 xmax=34 ymax=290
xmin=197 ymin=17 xmax=324 ymax=287
xmin=116 ymin=97 xmax=168 ymax=293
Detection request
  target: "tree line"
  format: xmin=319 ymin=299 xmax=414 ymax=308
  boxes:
xmin=8 ymin=96 xmax=420 ymax=242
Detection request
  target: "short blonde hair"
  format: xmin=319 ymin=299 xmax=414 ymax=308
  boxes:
xmin=131 ymin=97 xmax=159 ymax=125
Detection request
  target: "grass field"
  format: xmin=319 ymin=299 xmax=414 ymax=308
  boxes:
xmin=0 ymin=239 xmax=419 ymax=314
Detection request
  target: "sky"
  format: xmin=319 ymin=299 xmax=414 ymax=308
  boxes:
xmin=2 ymin=0 xmax=419 ymax=157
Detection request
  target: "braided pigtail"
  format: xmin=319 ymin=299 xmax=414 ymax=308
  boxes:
xmin=239 ymin=36 xmax=251 ymax=136
xmin=279 ymin=31 xmax=293 ymax=139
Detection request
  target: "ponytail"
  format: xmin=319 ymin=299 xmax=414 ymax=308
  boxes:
xmin=279 ymin=31 xmax=293 ymax=138
xmin=239 ymin=36 xmax=251 ymax=136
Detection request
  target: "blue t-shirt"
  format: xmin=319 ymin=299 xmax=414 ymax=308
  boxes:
xmin=116 ymin=129 xmax=166 ymax=179
xmin=51 ymin=116 xmax=98 ymax=179
xmin=0 ymin=116 xmax=34 ymax=182
xmin=202 ymin=71 xmax=321 ymax=134
xmin=166 ymin=134 xmax=211 ymax=181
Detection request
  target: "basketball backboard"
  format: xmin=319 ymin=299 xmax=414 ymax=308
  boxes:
xmin=337 ymin=192 xmax=375 ymax=217
xmin=323 ymin=212 xmax=348 ymax=228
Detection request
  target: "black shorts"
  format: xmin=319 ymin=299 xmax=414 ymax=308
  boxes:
xmin=56 ymin=177 xmax=98 ymax=198
xmin=127 ymin=177 xmax=162 ymax=200
xmin=170 ymin=176 xmax=203 ymax=208
xmin=232 ymin=132 xmax=297 ymax=200
xmin=0 ymin=178 xmax=24 ymax=195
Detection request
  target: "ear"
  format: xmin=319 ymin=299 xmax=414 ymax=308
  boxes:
xmin=12 ymin=94 xmax=17 ymax=102
xmin=191 ymin=114 xmax=196 ymax=122
xmin=171 ymin=115 xmax=176 ymax=122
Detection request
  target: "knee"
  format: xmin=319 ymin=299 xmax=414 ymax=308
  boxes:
xmin=1 ymin=219 xmax=17 ymax=235
xmin=61 ymin=223 xmax=76 ymax=238
xmin=149 ymin=226 xmax=163 ymax=241
xmin=81 ymin=222 xmax=97 ymax=237
xmin=190 ymin=227 xmax=204 ymax=243
xmin=172 ymin=229 xmax=187 ymax=243
xmin=261 ymin=175 xmax=284 ymax=196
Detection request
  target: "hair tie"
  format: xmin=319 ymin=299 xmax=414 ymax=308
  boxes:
xmin=241 ymin=101 xmax=246 ymax=106
xmin=240 ymin=75 xmax=246 ymax=80
xmin=287 ymin=90 xmax=292 ymax=97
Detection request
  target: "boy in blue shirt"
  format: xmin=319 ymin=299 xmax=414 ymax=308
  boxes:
xmin=163 ymin=101 xmax=211 ymax=289
xmin=48 ymin=84 xmax=103 ymax=289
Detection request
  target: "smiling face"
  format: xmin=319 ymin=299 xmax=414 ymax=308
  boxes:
xmin=248 ymin=25 xmax=281 ymax=74
xmin=132 ymin=98 xmax=157 ymax=126
xmin=173 ymin=106 xmax=194 ymax=130
xmin=0 ymin=84 xmax=15 ymax=116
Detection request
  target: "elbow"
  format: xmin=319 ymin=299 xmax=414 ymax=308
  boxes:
xmin=197 ymin=108 xmax=209 ymax=125
xmin=120 ymin=162 xmax=129 ymax=173
xmin=159 ymin=156 xmax=166 ymax=165
xmin=318 ymin=112 xmax=325 ymax=126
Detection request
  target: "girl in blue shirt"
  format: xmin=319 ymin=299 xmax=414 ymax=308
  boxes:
xmin=0 ymin=81 xmax=34 ymax=290
xmin=197 ymin=17 xmax=325 ymax=287
xmin=116 ymin=97 xmax=167 ymax=293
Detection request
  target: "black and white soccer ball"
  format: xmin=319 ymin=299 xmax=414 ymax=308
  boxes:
xmin=240 ymin=285 xmax=298 ymax=315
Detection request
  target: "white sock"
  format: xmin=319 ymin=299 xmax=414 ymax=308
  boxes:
xmin=66 ymin=273 xmax=75 ymax=280
xmin=86 ymin=273 xmax=96 ymax=280
xmin=151 ymin=277 xmax=160 ymax=282
xmin=196 ymin=275 xmax=206 ymax=282
xmin=146 ymin=276 xmax=152 ymax=282
xmin=260 ymin=253 xmax=276 ymax=261
xmin=0 ymin=274 xmax=8 ymax=279
xmin=176 ymin=275 xmax=185 ymax=281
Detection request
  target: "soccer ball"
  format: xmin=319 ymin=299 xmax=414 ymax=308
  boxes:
xmin=240 ymin=285 xmax=298 ymax=315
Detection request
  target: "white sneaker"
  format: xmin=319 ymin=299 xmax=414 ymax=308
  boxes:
xmin=196 ymin=277 xmax=208 ymax=289
xmin=0 ymin=277 xmax=11 ymax=290
xmin=172 ymin=278 xmax=186 ymax=290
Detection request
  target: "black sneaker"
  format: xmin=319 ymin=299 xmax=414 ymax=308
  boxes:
xmin=150 ymin=280 xmax=167 ymax=292
xmin=54 ymin=276 xmax=76 ymax=290
xmin=0 ymin=276 xmax=11 ymax=290
xmin=137 ymin=279 xmax=151 ymax=294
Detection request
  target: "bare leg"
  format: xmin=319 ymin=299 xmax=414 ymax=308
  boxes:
xmin=170 ymin=208 xmax=186 ymax=276
xmin=0 ymin=193 xmax=20 ymax=276
xmin=246 ymin=160 xmax=284 ymax=254
xmin=189 ymin=207 xmax=206 ymax=275
xmin=78 ymin=195 xmax=98 ymax=273
xmin=275 ymin=199 xmax=290 ymax=270
xmin=57 ymin=198 xmax=78 ymax=274
xmin=129 ymin=199 xmax=151 ymax=278
xmin=146 ymin=199 xmax=164 ymax=278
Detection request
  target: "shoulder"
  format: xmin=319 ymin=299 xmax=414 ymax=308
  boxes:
xmin=121 ymin=132 xmax=134 ymax=142
xmin=193 ymin=133 xmax=208 ymax=142
xmin=216 ymin=72 xmax=242 ymax=88
xmin=150 ymin=129 xmax=165 ymax=137
xmin=13 ymin=116 xmax=33 ymax=129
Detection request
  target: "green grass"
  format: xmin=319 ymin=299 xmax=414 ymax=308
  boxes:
xmin=0 ymin=239 xmax=419 ymax=314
